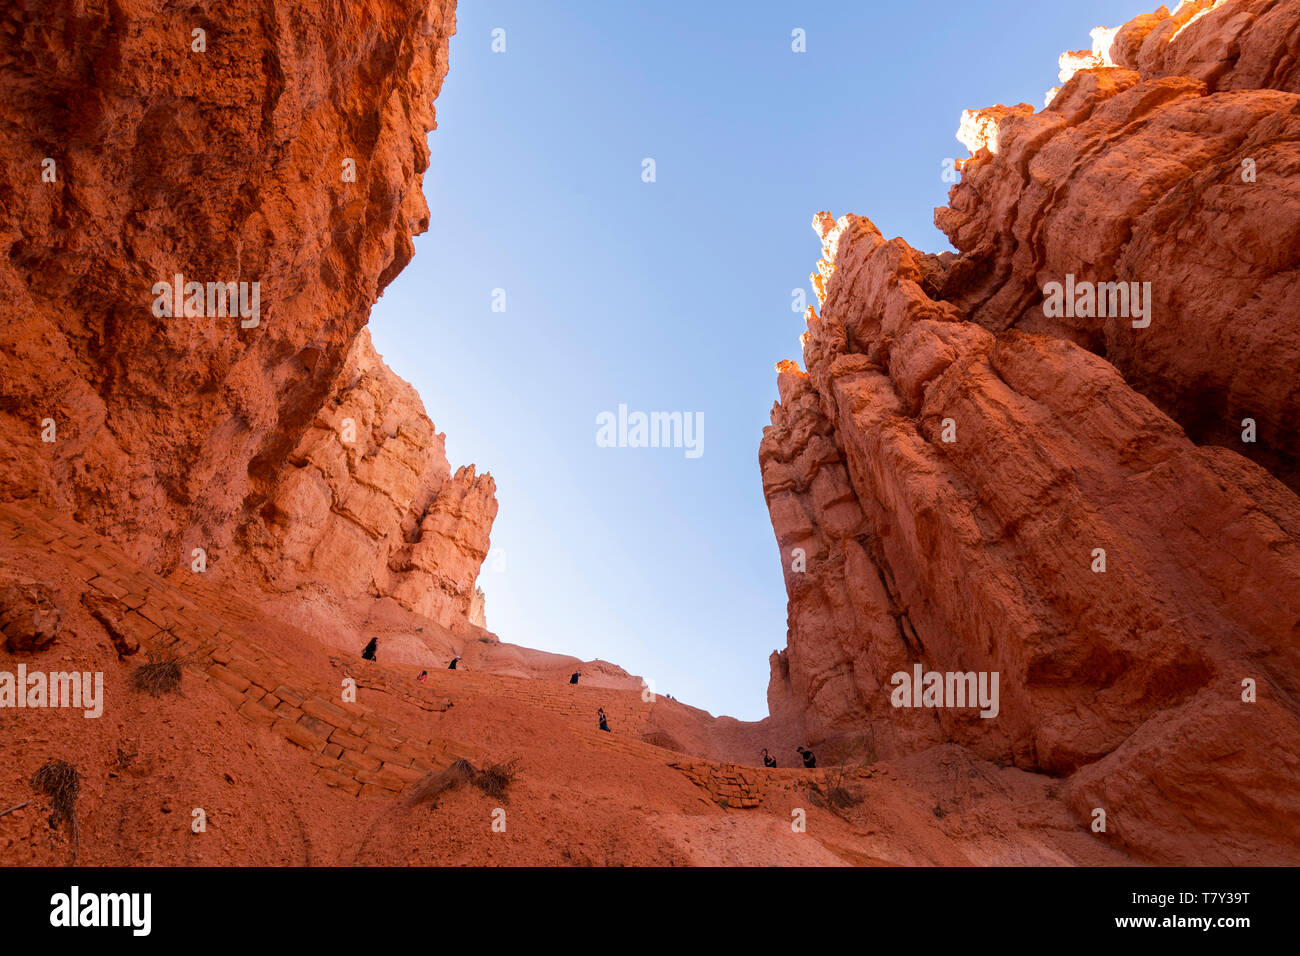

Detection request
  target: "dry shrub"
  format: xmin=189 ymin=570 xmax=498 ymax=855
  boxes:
xmin=132 ymin=656 xmax=183 ymax=696
xmin=472 ymin=758 xmax=520 ymax=801
xmin=405 ymin=759 xmax=476 ymax=808
xmin=30 ymin=760 xmax=80 ymax=861
xmin=405 ymin=757 xmax=520 ymax=808
xmin=807 ymin=769 xmax=863 ymax=816
xmin=806 ymin=740 xmax=871 ymax=820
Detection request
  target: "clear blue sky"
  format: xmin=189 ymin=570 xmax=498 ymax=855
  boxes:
xmin=370 ymin=0 xmax=1148 ymax=720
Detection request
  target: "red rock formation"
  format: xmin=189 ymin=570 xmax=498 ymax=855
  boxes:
xmin=0 ymin=580 xmax=61 ymax=653
xmin=243 ymin=330 xmax=497 ymax=628
xmin=81 ymin=590 xmax=140 ymax=658
xmin=0 ymin=0 xmax=495 ymax=630
xmin=3 ymin=0 xmax=1296 ymax=869
xmin=763 ymin=3 xmax=1300 ymax=863
xmin=1104 ymin=0 xmax=1300 ymax=92
xmin=937 ymin=0 xmax=1300 ymax=488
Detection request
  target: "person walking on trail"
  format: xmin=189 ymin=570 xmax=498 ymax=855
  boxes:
xmin=417 ymin=670 xmax=428 ymax=683
xmin=796 ymin=746 xmax=816 ymax=769
xmin=761 ymin=748 xmax=777 ymax=768
xmin=448 ymin=656 xmax=461 ymax=670
xmin=361 ymin=637 xmax=378 ymax=661
xmin=569 ymin=671 xmax=580 ymax=685
xmin=597 ymin=707 xmax=611 ymax=732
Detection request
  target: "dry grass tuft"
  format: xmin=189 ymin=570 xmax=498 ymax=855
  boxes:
xmin=406 ymin=757 xmax=521 ymax=808
xmin=406 ymin=758 xmax=476 ymax=808
xmin=472 ymin=758 xmax=520 ymax=802
xmin=30 ymin=760 xmax=80 ymax=861
xmin=807 ymin=769 xmax=863 ymax=816
xmin=132 ymin=656 xmax=183 ymax=696
xmin=805 ymin=740 xmax=873 ymax=820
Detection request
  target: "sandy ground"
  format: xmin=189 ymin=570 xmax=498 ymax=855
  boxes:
xmin=0 ymin=506 xmax=1132 ymax=866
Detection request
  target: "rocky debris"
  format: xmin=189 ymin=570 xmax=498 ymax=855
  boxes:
xmin=761 ymin=2 xmax=1300 ymax=863
xmin=81 ymin=591 xmax=140 ymax=658
xmin=0 ymin=580 xmax=62 ymax=653
xmin=670 ymin=761 xmax=763 ymax=809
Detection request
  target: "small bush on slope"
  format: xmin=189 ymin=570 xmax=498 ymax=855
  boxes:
xmin=406 ymin=757 xmax=521 ymax=808
xmin=30 ymin=760 xmax=80 ymax=862
xmin=132 ymin=655 xmax=183 ymax=696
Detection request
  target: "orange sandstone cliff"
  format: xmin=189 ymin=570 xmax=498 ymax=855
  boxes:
xmin=1 ymin=0 xmax=1298 ymax=868
xmin=0 ymin=0 xmax=493 ymax=632
xmin=762 ymin=0 xmax=1300 ymax=864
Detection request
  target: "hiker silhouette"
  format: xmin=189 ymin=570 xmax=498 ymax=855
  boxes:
xmin=361 ymin=637 xmax=378 ymax=661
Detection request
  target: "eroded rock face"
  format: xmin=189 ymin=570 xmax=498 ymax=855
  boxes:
xmin=81 ymin=590 xmax=139 ymax=659
xmin=1103 ymin=0 xmax=1300 ymax=93
xmin=0 ymin=1 xmax=494 ymax=629
xmin=0 ymin=581 xmax=62 ymax=653
xmin=468 ymin=586 xmax=487 ymax=629
xmin=244 ymin=330 xmax=497 ymax=628
xmin=937 ymin=0 xmax=1300 ymax=489
xmin=763 ymin=2 xmax=1300 ymax=863
xmin=0 ymin=0 xmax=457 ymax=561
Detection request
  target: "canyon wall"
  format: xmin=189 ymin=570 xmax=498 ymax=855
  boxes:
xmin=0 ymin=0 xmax=494 ymax=628
xmin=940 ymin=0 xmax=1300 ymax=487
xmin=243 ymin=329 xmax=497 ymax=628
xmin=763 ymin=0 xmax=1300 ymax=863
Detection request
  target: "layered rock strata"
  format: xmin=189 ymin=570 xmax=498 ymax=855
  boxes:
xmin=0 ymin=0 xmax=494 ymax=629
xmin=939 ymin=0 xmax=1300 ymax=487
xmin=762 ymin=0 xmax=1300 ymax=862
xmin=244 ymin=331 xmax=497 ymax=628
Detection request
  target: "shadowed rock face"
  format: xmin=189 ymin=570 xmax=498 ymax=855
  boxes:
xmin=0 ymin=0 xmax=494 ymax=627
xmin=762 ymin=1 xmax=1300 ymax=863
